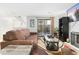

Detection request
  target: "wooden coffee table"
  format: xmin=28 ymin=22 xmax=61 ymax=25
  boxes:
xmin=1 ymin=45 xmax=33 ymax=55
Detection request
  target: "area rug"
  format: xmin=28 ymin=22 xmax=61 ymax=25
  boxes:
xmin=30 ymin=45 xmax=48 ymax=55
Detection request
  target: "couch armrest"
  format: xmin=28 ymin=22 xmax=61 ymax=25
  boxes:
xmin=1 ymin=41 xmax=10 ymax=49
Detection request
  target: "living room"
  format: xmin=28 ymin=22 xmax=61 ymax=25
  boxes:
xmin=0 ymin=3 xmax=79 ymax=55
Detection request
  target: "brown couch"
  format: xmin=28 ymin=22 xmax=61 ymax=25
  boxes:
xmin=1 ymin=29 xmax=37 ymax=49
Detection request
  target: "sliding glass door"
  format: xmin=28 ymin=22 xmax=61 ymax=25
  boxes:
xmin=37 ymin=19 xmax=50 ymax=36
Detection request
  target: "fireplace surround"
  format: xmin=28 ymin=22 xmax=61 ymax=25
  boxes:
xmin=71 ymin=32 xmax=79 ymax=48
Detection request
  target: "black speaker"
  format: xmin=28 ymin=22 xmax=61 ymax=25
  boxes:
xmin=59 ymin=17 xmax=69 ymax=42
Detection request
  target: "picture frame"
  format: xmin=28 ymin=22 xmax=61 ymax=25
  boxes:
xmin=30 ymin=19 xmax=35 ymax=27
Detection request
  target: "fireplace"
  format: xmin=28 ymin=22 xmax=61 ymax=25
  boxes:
xmin=71 ymin=32 xmax=79 ymax=48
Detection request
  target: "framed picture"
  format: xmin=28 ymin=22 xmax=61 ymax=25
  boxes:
xmin=30 ymin=19 xmax=35 ymax=27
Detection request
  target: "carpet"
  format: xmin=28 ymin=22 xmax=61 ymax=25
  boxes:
xmin=30 ymin=45 xmax=48 ymax=55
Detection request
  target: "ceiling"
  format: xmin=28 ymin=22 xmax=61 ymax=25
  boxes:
xmin=0 ymin=3 xmax=75 ymax=16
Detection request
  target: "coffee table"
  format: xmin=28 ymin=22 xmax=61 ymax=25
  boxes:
xmin=44 ymin=34 xmax=59 ymax=51
xmin=1 ymin=45 xmax=33 ymax=55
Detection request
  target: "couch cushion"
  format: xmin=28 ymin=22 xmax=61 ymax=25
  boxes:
xmin=14 ymin=29 xmax=30 ymax=40
xmin=27 ymin=35 xmax=37 ymax=44
xmin=20 ymin=29 xmax=30 ymax=39
xmin=3 ymin=31 xmax=17 ymax=41
xmin=14 ymin=30 xmax=25 ymax=40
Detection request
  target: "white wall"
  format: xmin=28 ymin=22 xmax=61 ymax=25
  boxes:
xmin=54 ymin=13 xmax=67 ymax=29
xmin=68 ymin=7 xmax=79 ymax=40
xmin=69 ymin=21 xmax=79 ymax=41
xmin=0 ymin=16 xmax=27 ymax=42
xmin=69 ymin=21 xmax=79 ymax=32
